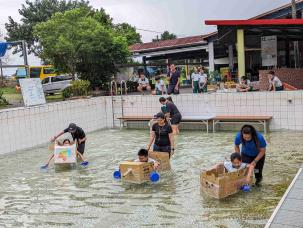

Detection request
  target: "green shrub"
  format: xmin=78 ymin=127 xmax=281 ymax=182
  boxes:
xmin=71 ymin=80 xmax=90 ymax=96
xmin=0 ymin=91 xmax=9 ymax=106
xmin=62 ymin=87 xmax=72 ymax=99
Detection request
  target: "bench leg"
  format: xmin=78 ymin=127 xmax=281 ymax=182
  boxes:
xmin=264 ymin=120 xmax=267 ymax=134
xmin=213 ymin=120 xmax=215 ymax=133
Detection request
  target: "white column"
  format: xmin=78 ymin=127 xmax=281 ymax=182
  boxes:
xmin=228 ymin=44 xmax=234 ymax=70
xmin=208 ymin=41 xmax=215 ymax=72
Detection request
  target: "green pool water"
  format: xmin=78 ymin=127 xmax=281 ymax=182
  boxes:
xmin=0 ymin=129 xmax=302 ymax=228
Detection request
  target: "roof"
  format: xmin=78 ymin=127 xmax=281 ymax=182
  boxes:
xmin=205 ymin=19 xmax=303 ymax=26
xmin=129 ymin=35 xmax=208 ymax=53
xmin=130 ymin=1 xmax=303 ymax=53
xmin=250 ymin=0 xmax=303 ymax=19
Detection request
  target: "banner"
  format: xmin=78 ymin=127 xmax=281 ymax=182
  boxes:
xmin=261 ymin=36 xmax=277 ymax=67
xmin=19 ymin=78 xmax=46 ymax=106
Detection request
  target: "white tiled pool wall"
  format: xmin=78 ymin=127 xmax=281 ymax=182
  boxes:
xmin=0 ymin=97 xmax=113 ymax=155
xmin=121 ymin=91 xmax=303 ymax=131
xmin=1 ymin=91 xmax=303 ymax=154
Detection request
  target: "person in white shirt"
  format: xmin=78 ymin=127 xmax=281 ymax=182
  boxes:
xmin=268 ymin=71 xmax=283 ymax=91
xmin=191 ymin=67 xmax=201 ymax=93
xmin=237 ymin=76 xmax=252 ymax=92
xmin=152 ymin=76 xmax=166 ymax=95
xmin=134 ymin=149 xmax=160 ymax=170
xmin=215 ymin=153 xmax=254 ymax=184
xmin=137 ymin=72 xmax=151 ymax=94
xmin=199 ymin=67 xmax=208 ymax=93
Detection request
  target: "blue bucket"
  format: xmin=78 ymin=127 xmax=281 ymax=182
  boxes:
xmin=149 ymin=171 xmax=160 ymax=183
xmin=113 ymin=170 xmax=121 ymax=179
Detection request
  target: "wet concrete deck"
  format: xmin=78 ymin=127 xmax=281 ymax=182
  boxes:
xmin=266 ymin=165 xmax=303 ymax=228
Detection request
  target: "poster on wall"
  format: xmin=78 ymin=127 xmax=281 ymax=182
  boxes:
xmin=19 ymin=78 xmax=46 ymax=107
xmin=261 ymin=36 xmax=277 ymax=67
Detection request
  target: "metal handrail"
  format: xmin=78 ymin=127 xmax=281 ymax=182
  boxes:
xmin=120 ymin=80 xmax=127 ymax=95
xmin=110 ymin=80 xmax=118 ymax=96
xmin=120 ymin=80 xmax=127 ymax=128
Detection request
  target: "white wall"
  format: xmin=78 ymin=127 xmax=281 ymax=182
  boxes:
xmin=1 ymin=91 xmax=303 ymax=154
xmin=0 ymin=97 xmax=113 ymax=155
xmin=121 ymin=91 xmax=303 ymax=131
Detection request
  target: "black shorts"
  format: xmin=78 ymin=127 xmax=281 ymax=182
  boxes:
xmin=77 ymin=142 xmax=85 ymax=155
xmin=167 ymin=84 xmax=179 ymax=95
xmin=171 ymin=113 xmax=182 ymax=125
xmin=153 ymin=144 xmax=171 ymax=154
xmin=241 ymin=153 xmax=265 ymax=180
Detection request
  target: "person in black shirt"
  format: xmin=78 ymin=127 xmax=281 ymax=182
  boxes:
xmin=159 ymin=97 xmax=182 ymax=134
xmin=147 ymin=112 xmax=175 ymax=156
xmin=51 ymin=123 xmax=87 ymax=155
xmin=167 ymin=64 xmax=181 ymax=95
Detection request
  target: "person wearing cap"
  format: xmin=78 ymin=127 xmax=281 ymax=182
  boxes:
xmin=147 ymin=112 xmax=175 ymax=156
xmin=51 ymin=123 xmax=87 ymax=155
xmin=159 ymin=97 xmax=182 ymax=134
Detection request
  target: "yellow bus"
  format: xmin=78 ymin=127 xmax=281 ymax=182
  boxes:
xmin=29 ymin=65 xmax=57 ymax=80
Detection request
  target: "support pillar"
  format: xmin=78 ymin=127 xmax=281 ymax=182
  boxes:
xmin=228 ymin=44 xmax=234 ymax=71
xmin=142 ymin=56 xmax=147 ymax=76
xmin=237 ymin=29 xmax=245 ymax=80
xmin=208 ymin=41 xmax=215 ymax=72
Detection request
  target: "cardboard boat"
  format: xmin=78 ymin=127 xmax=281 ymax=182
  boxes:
xmin=200 ymin=163 xmax=252 ymax=199
xmin=119 ymin=161 xmax=154 ymax=184
xmin=149 ymin=151 xmax=171 ymax=171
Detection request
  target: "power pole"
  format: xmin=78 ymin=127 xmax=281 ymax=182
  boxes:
xmin=292 ymin=0 xmax=300 ymax=68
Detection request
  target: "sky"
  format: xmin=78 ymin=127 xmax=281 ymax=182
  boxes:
xmin=0 ymin=0 xmax=292 ymax=75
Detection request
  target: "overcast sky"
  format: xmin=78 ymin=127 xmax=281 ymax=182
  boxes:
xmin=0 ymin=0 xmax=292 ymax=74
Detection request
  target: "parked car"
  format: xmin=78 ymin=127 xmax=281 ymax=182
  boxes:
xmin=42 ymin=75 xmax=72 ymax=95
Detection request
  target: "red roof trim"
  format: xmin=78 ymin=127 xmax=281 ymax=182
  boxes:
xmin=205 ymin=19 xmax=303 ymax=26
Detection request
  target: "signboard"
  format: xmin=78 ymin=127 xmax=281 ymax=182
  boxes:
xmin=54 ymin=145 xmax=77 ymax=164
xmin=19 ymin=78 xmax=46 ymax=107
xmin=261 ymin=36 xmax=277 ymax=67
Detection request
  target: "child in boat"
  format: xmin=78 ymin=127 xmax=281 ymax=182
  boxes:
xmin=216 ymin=152 xmax=254 ymax=184
xmin=41 ymin=139 xmax=87 ymax=169
xmin=134 ymin=149 xmax=160 ymax=170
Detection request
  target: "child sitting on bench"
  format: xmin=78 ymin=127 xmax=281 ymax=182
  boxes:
xmin=134 ymin=149 xmax=160 ymax=170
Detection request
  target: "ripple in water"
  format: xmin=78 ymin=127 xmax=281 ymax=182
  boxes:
xmin=0 ymin=130 xmax=302 ymax=228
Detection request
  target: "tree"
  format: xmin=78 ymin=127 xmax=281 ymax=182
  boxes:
xmin=34 ymin=8 xmax=130 ymax=88
xmin=114 ymin=23 xmax=142 ymax=45
xmin=152 ymin=30 xmax=177 ymax=42
xmin=5 ymin=0 xmax=91 ymax=56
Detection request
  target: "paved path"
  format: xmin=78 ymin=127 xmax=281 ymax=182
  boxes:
xmin=265 ymin=164 xmax=303 ymax=228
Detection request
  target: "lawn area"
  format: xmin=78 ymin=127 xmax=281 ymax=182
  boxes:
xmin=0 ymin=86 xmax=64 ymax=109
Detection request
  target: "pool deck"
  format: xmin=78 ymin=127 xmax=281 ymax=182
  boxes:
xmin=265 ymin=164 xmax=303 ymax=228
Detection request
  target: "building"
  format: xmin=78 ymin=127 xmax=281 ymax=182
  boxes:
xmin=129 ymin=1 xmax=303 ymax=90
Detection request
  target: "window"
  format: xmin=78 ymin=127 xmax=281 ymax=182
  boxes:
xmin=51 ymin=77 xmax=63 ymax=82
xmin=42 ymin=77 xmax=50 ymax=84
xmin=30 ymin=68 xmax=41 ymax=78
xmin=43 ymin=67 xmax=55 ymax=74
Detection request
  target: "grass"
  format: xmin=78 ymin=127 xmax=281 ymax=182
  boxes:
xmin=0 ymin=86 xmax=65 ymax=108
xmin=45 ymin=93 xmax=64 ymax=102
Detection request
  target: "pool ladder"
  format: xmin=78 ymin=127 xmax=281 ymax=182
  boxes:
xmin=110 ymin=80 xmax=127 ymax=128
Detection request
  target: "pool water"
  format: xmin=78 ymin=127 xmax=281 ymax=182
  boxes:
xmin=0 ymin=130 xmax=303 ymax=228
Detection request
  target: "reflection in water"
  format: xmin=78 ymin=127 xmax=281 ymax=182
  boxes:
xmin=0 ymin=129 xmax=302 ymax=227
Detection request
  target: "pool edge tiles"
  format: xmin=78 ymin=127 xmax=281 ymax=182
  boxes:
xmin=265 ymin=164 xmax=303 ymax=228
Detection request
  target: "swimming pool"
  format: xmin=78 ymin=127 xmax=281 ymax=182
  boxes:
xmin=0 ymin=130 xmax=302 ymax=227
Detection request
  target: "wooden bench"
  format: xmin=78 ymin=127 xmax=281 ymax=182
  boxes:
xmin=118 ymin=115 xmax=214 ymax=133
xmin=212 ymin=115 xmax=272 ymax=134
